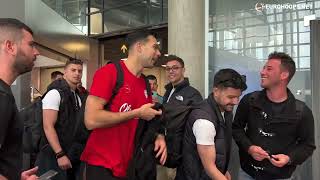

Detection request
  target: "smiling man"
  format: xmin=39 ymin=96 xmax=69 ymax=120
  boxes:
xmin=163 ymin=55 xmax=202 ymax=106
xmin=233 ymin=52 xmax=315 ymax=180
xmin=175 ymin=69 xmax=247 ymax=180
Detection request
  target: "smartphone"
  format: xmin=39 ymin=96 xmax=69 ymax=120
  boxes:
xmin=39 ymin=170 xmax=58 ymax=180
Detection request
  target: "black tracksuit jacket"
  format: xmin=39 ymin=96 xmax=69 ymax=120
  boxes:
xmin=232 ymin=89 xmax=315 ymax=179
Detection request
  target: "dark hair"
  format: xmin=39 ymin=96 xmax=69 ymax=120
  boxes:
xmin=65 ymin=58 xmax=83 ymax=68
xmin=166 ymin=55 xmax=184 ymax=68
xmin=213 ymin=69 xmax=247 ymax=91
xmin=268 ymin=51 xmax=296 ymax=82
xmin=51 ymin=71 xmax=64 ymax=79
xmin=126 ymin=30 xmax=156 ymax=49
xmin=0 ymin=18 xmax=33 ymax=38
xmin=146 ymin=74 xmax=157 ymax=82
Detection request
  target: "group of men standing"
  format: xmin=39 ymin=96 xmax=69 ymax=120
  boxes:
xmin=0 ymin=18 xmax=315 ymax=180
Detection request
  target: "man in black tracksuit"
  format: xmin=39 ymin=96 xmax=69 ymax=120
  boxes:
xmin=233 ymin=52 xmax=315 ymax=180
xmin=158 ymin=55 xmax=202 ymax=180
xmin=175 ymin=69 xmax=247 ymax=180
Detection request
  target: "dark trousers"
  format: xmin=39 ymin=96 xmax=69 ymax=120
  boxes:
xmin=80 ymin=163 xmax=127 ymax=180
xmin=35 ymin=146 xmax=80 ymax=180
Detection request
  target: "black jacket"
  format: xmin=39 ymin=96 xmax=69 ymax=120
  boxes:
xmin=232 ymin=89 xmax=315 ymax=179
xmin=163 ymin=78 xmax=202 ymax=105
xmin=176 ymin=94 xmax=233 ymax=180
xmin=0 ymin=79 xmax=22 ymax=180
xmin=41 ymin=79 xmax=81 ymax=154
xmin=127 ymin=103 xmax=163 ymax=180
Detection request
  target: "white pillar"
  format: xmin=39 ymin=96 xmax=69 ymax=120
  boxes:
xmin=168 ymin=0 xmax=205 ymax=96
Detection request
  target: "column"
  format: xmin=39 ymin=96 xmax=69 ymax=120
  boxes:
xmin=168 ymin=0 xmax=205 ymax=96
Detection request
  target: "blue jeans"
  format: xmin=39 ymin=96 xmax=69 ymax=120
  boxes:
xmin=238 ymin=168 xmax=292 ymax=180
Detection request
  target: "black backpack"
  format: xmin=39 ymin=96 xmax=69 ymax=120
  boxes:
xmin=20 ymin=89 xmax=63 ymax=153
xmin=70 ymin=61 xmax=127 ymax=154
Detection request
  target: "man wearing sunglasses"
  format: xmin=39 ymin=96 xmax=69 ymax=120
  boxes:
xmin=175 ymin=69 xmax=247 ymax=180
xmin=233 ymin=52 xmax=315 ymax=180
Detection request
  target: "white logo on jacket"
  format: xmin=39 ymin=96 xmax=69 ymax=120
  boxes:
xmin=175 ymin=95 xmax=184 ymax=101
xmin=119 ymin=103 xmax=132 ymax=112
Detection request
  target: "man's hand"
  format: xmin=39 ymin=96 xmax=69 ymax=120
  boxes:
xmin=57 ymin=156 xmax=72 ymax=170
xmin=21 ymin=166 xmax=38 ymax=180
xmin=225 ymin=171 xmax=231 ymax=180
xmin=269 ymin=154 xmax=290 ymax=167
xmin=154 ymin=134 xmax=167 ymax=165
xmin=138 ymin=103 xmax=162 ymax=121
xmin=248 ymin=145 xmax=269 ymax=161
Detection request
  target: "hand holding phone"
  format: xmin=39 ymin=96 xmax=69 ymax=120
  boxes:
xmin=39 ymin=170 xmax=58 ymax=180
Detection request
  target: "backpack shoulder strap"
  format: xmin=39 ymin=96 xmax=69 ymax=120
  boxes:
xmin=249 ymin=91 xmax=260 ymax=103
xmin=105 ymin=61 xmax=124 ymax=109
xmin=141 ymin=73 xmax=152 ymax=98
xmin=295 ymin=100 xmax=304 ymax=120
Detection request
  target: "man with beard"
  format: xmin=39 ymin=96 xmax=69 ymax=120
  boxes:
xmin=233 ymin=52 xmax=315 ymax=180
xmin=81 ymin=31 xmax=167 ymax=179
xmin=35 ymin=59 xmax=84 ymax=180
xmin=0 ymin=18 xmax=39 ymax=180
xmin=175 ymin=69 xmax=247 ymax=180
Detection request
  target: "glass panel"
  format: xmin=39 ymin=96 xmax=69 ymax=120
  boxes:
xmin=299 ymin=32 xmax=310 ymax=43
xmin=97 ymin=0 xmax=167 ymax=33
xmin=267 ymin=15 xmax=275 ymax=23
xmin=300 ymin=57 xmax=310 ymax=69
xmin=299 ymin=44 xmax=310 ymax=57
xmin=149 ymin=0 xmax=164 ymax=24
xmin=91 ymin=0 xmax=103 ymax=12
xmin=286 ymin=33 xmax=292 ymax=44
xmin=162 ymin=0 xmax=168 ymax=22
xmin=276 ymin=13 xmax=283 ymax=21
xmin=103 ymin=1 xmax=147 ymax=33
xmin=90 ymin=12 xmax=103 ymax=34
xmin=42 ymin=0 xmax=88 ymax=34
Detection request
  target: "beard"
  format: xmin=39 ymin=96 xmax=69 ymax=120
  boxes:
xmin=223 ymin=104 xmax=235 ymax=112
xmin=14 ymin=49 xmax=35 ymax=75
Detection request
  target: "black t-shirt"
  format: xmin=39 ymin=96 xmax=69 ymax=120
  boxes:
xmin=267 ymin=98 xmax=289 ymax=116
xmin=0 ymin=79 xmax=23 ymax=180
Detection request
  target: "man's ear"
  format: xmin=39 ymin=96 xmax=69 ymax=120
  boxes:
xmin=213 ymin=87 xmax=219 ymax=97
xmin=3 ymin=40 xmax=17 ymax=55
xmin=136 ymin=41 xmax=143 ymax=53
xmin=281 ymin=71 xmax=289 ymax=81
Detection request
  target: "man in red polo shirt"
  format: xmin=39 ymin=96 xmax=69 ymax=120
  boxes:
xmin=81 ymin=31 xmax=167 ymax=179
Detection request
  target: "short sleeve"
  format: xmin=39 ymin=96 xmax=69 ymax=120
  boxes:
xmin=90 ymin=64 xmax=117 ymax=102
xmin=42 ymin=89 xmax=61 ymax=111
xmin=192 ymin=119 xmax=216 ymax=145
